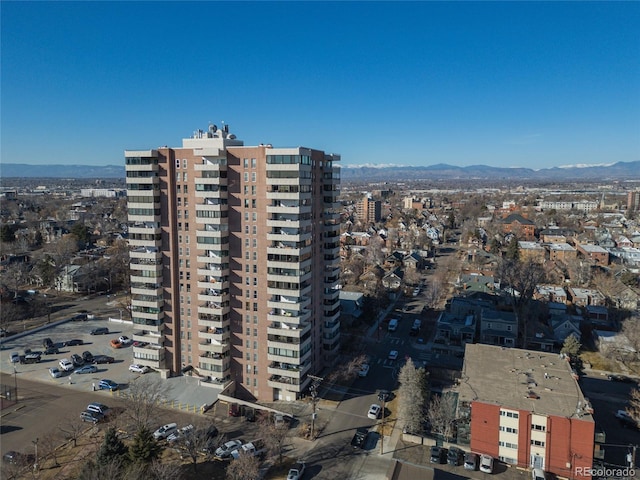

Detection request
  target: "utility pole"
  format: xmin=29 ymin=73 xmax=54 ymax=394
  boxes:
xmin=309 ymin=375 xmax=323 ymax=440
xmin=33 ymin=437 xmax=38 ymax=471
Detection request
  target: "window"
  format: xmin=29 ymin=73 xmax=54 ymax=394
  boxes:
xmin=245 ymin=212 xmax=249 ymax=221
xmin=531 ymin=440 xmax=545 ymax=447
xmin=252 ymin=226 xmax=257 ymax=235
xmin=179 ymin=235 xmax=183 ymax=243
xmin=507 ymin=325 xmax=512 ymax=331
xmin=246 ymin=277 xmax=250 ymax=285
xmin=176 ymin=172 xmax=181 ymax=182
xmin=245 ymin=264 xmax=250 ymax=272
xmin=532 ymin=424 xmax=546 ymax=432
xmin=253 ymin=277 xmax=257 ymax=286
xmin=252 ymin=212 xmax=257 ymax=221
xmin=253 ymin=328 xmax=258 ymax=337
xmin=176 ymin=159 xmax=180 ymax=169
xmin=184 ymin=185 xmax=188 ymax=194
xmin=246 ymin=352 xmax=251 ymax=360
xmin=499 ymin=426 xmax=518 ymax=434
xmin=252 ymin=186 xmax=256 ymax=195
xmin=245 ymin=302 xmax=250 ymax=311
xmin=500 ymin=410 xmax=519 ymax=419
xmin=246 ymin=289 xmax=250 ymax=298
xmin=254 ymin=353 xmax=258 ymax=361
xmin=245 ymin=314 xmax=251 ymax=323
xmin=253 ymin=302 xmax=258 ymax=311
xmin=498 ymin=441 xmax=518 ymax=449
xmin=253 ymin=252 xmax=257 ymax=260
xmin=183 ymin=172 xmax=188 ymax=181
xmin=252 ymin=199 xmax=257 ymax=208
xmin=253 ymin=341 xmax=258 ymax=349
xmin=253 ymin=265 xmax=258 ymax=273
xmin=182 ymin=158 xmax=187 ymax=168
xmin=244 ymin=172 xmax=249 ymax=182
xmin=177 ymin=185 xmax=181 ymax=193
xmin=251 ymin=158 xmax=256 ymax=168
xmin=177 ymin=198 xmax=181 ymax=206
xmin=253 ymin=315 xmax=258 ymax=324
xmin=245 ymin=238 xmax=250 ymax=247
xmin=184 ymin=210 xmax=189 ymax=219
xmin=244 ymin=158 xmax=249 ymax=168
xmin=251 ymin=172 xmax=256 ymax=182
xmin=253 ymin=378 xmax=257 ymax=387
xmin=245 ymin=225 xmax=250 ymax=234
xmin=245 ymin=251 xmax=250 ymax=260
xmin=244 ymin=185 xmax=249 ymax=195
xmin=246 ymin=328 xmax=250 ymax=336
xmin=179 ymin=247 xmax=183 ymax=256
xmin=244 ymin=199 xmax=250 ymax=208
xmin=185 ymin=247 xmax=190 ymax=255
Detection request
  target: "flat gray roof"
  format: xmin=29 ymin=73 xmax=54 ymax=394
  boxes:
xmin=457 ymin=344 xmax=593 ymax=421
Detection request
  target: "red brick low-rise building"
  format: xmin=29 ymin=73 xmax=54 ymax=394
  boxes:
xmin=456 ymin=344 xmax=595 ymax=479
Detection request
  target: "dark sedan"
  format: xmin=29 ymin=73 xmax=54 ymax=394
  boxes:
xmin=93 ymin=355 xmax=115 ymax=364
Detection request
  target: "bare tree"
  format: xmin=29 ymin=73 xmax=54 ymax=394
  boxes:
xmin=120 ymin=376 xmax=167 ymax=431
xmin=627 ymin=388 xmax=640 ymax=426
xmin=59 ymin=415 xmax=87 ymax=448
xmin=403 ymin=268 xmax=421 ymax=287
xmin=397 ymin=358 xmax=427 ymax=434
xmin=325 ymin=353 xmax=368 ymax=385
xmin=622 ymin=315 xmax=640 ymax=362
xmin=39 ymin=430 xmax=63 ymax=469
xmin=147 ymin=459 xmax=184 ymax=480
xmin=258 ymin=416 xmax=289 ymax=464
xmin=226 ymin=451 xmax=260 ymax=480
xmin=174 ymin=423 xmax=222 ymax=473
xmin=427 ymin=392 xmax=458 ymax=442
xmin=423 ymin=279 xmax=442 ymax=310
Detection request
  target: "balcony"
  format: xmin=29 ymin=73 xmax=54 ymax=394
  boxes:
xmin=199 ymin=352 xmax=227 ymax=367
xmin=199 ymin=302 xmax=230 ymax=316
xmin=132 ymin=330 xmax=164 ymax=346
xmin=198 ymin=314 xmax=228 ymax=329
xmin=267 ymin=322 xmax=309 ymax=338
xmin=267 ymin=375 xmax=305 ymax=392
xmin=128 ymin=237 xmax=162 ymax=249
xmin=132 ymin=317 xmax=164 ymax=333
xmin=199 ymin=338 xmax=229 ymax=354
xmin=267 ymin=308 xmax=311 ymax=325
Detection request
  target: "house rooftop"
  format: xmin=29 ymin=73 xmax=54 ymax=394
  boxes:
xmin=457 ymin=344 xmax=593 ymax=420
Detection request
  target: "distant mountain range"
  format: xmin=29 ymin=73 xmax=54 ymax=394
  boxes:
xmin=1 ymin=160 xmax=639 ymax=181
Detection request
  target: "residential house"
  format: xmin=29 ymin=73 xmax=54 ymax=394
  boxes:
xmin=358 ymin=265 xmax=384 ymax=291
xmin=480 ymin=309 xmax=518 ymax=347
xmin=547 ymin=243 xmax=577 ymax=262
xmin=456 ymin=274 xmax=495 ymax=294
xmin=384 ymin=251 xmax=405 ymax=269
xmin=527 ymin=323 xmax=555 ymax=352
xmin=382 ymin=267 xmax=403 ymax=291
xmin=575 ymin=243 xmax=609 ymax=265
xmin=500 ymin=213 xmax=536 ymax=240
xmin=339 ymin=291 xmax=364 ymax=326
xmin=535 ymin=285 xmax=568 ymax=304
xmin=431 ymin=311 xmax=476 ymax=358
xmin=568 ymin=287 xmax=605 ymax=307
xmin=549 ymin=314 xmax=582 ymax=345
xmin=584 ymin=305 xmax=614 ymax=331
xmin=402 ymin=252 xmax=423 ymax=271
xmin=518 ymin=241 xmax=546 ymax=262
xmin=56 ymin=265 xmax=82 ymax=292
xmin=539 ymin=227 xmax=575 ymax=243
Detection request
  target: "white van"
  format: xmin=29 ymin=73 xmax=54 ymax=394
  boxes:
xmin=388 ymin=319 xmax=399 ymax=332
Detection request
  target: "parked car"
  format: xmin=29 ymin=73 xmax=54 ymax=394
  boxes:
xmin=532 ymin=468 xmax=547 ymax=480
xmin=22 ymin=352 xmax=42 ymax=364
xmin=118 ymin=336 xmax=132 ymax=345
xmin=377 ymin=390 xmax=392 ymax=402
xmin=167 ymin=424 xmax=194 ymax=443
xmin=66 ymin=339 xmax=83 ymax=346
xmin=97 ymin=379 xmax=118 ymax=391
xmin=464 ymin=452 xmax=479 ymax=470
xmin=153 ymin=423 xmax=178 ymax=440
xmin=110 ymin=339 xmax=122 ymax=349
xmin=71 ymin=353 xmax=85 ymax=367
xmin=351 ymin=427 xmax=368 ymax=449
xmin=42 ymin=338 xmax=54 ymax=349
xmin=87 ymin=403 xmax=110 ymax=415
xmin=10 ymin=352 xmax=20 ymax=363
xmin=479 ymin=454 xmax=494 ymax=473
xmin=447 ymin=447 xmax=464 ymax=466
xmin=430 ymin=446 xmax=447 ymax=464
xmin=75 ymin=365 xmax=98 ymax=374
xmin=82 ymin=351 xmax=94 ymax=363
xmin=214 ymin=439 xmax=244 ymax=459
xmin=80 ymin=410 xmax=104 ymax=424
xmin=388 ymin=350 xmax=399 ymax=360
xmin=230 ymin=440 xmax=265 ymax=459
xmin=59 ymin=358 xmax=74 ymax=372
xmin=49 ymin=367 xmax=63 ymax=378
xmin=129 ymin=364 xmax=151 ymax=374
xmin=287 ymin=461 xmax=306 ymax=480
xmin=358 ymin=363 xmax=370 ymax=377
xmin=616 ymin=409 xmax=638 ymax=428
xmin=93 ymin=355 xmax=115 ymax=364
xmin=2 ymin=451 xmax=34 ymax=465
xmin=90 ymin=327 xmax=109 ymax=335
xmin=44 ymin=345 xmax=59 ymax=355
xmin=367 ymin=404 xmax=382 ymax=420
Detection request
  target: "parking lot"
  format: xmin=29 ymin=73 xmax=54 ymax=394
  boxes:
xmin=1 ymin=316 xmax=136 ymax=393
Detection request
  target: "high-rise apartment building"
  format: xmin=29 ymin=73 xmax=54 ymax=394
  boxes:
xmin=356 ymin=195 xmax=381 ymax=223
xmin=125 ymin=124 xmax=341 ymax=401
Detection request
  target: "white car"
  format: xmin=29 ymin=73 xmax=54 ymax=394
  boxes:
xmin=118 ymin=336 xmax=133 ymax=345
xmin=167 ymin=424 xmax=193 ymax=443
xmin=215 ymin=439 xmax=244 ymax=459
xmin=358 ymin=363 xmax=370 ymax=377
xmin=287 ymin=462 xmax=306 ymax=480
xmin=153 ymin=423 xmax=178 ymax=440
xmin=367 ymin=404 xmax=382 ymax=419
xmin=59 ymin=358 xmax=74 ymax=372
xmin=129 ymin=364 xmax=151 ymax=374
xmin=49 ymin=367 xmax=63 ymax=378
xmin=388 ymin=350 xmax=399 ymax=360
xmin=479 ymin=454 xmax=494 ymax=473
xmin=10 ymin=352 xmax=20 ymax=363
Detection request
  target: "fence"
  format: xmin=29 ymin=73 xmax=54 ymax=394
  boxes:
xmin=109 ymin=389 xmax=210 ymax=414
xmin=0 ymin=383 xmax=18 ymax=410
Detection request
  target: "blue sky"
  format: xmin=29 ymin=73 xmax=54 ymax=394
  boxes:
xmin=2 ymin=1 xmax=639 ymax=169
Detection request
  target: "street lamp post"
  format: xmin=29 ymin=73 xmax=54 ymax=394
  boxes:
xmin=380 ymin=396 xmax=386 ymax=454
xmin=33 ymin=437 xmax=38 ymax=471
xmin=13 ymin=365 xmax=18 ymax=404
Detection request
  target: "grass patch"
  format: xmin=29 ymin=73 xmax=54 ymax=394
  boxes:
xmin=580 ymin=351 xmax=619 ymax=372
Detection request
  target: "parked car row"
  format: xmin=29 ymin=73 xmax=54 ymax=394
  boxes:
xmin=430 ymin=446 xmax=493 ymax=473
xmin=80 ymin=402 xmax=110 ymax=424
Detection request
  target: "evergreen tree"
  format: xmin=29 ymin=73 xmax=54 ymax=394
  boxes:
xmin=128 ymin=426 xmax=162 ymax=464
xmin=561 ymin=334 xmax=581 ymax=357
xmin=505 ymin=236 xmax=520 ymax=260
xmin=97 ymin=427 xmax=128 ymax=467
xmin=397 ymin=358 xmax=427 ymax=434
